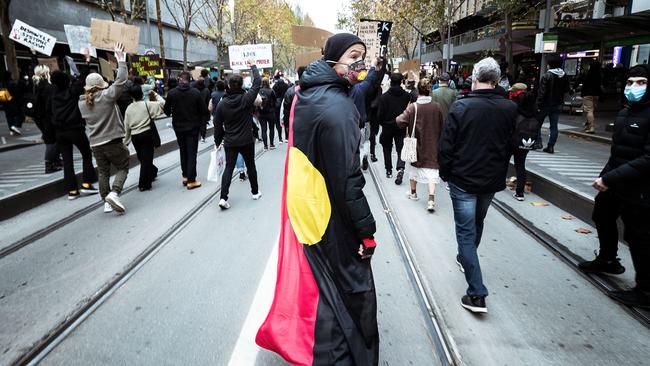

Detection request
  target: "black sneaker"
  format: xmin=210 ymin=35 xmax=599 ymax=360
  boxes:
xmin=80 ymin=183 xmax=99 ymax=195
xmin=239 ymin=172 xmax=247 ymax=181
xmin=395 ymin=169 xmax=404 ymax=185
xmin=461 ymin=295 xmax=487 ymax=313
xmin=45 ymin=162 xmax=62 ymax=174
xmin=386 ymin=169 xmax=392 ymax=178
xmin=578 ymin=254 xmax=625 ymax=275
xmin=608 ymin=288 xmax=650 ymax=309
xmin=542 ymin=146 xmax=554 ymax=154
xmin=532 ymin=141 xmax=543 ymax=150
xmin=68 ymin=190 xmax=80 ymax=200
xmin=362 ymin=156 xmax=369 ymax=171
xmin=370 ymin=154 xmax=378 ymax=162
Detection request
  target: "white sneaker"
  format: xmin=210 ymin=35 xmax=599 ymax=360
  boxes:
xmin=407 ymin=192 xmax=419 ymax=201
xmin=252 ymin=192 xmax=262 ymax=200
xmin=218 ymin=199 xmax=230 ymax=209
xmin=103 ymin=202 xmax=114 ymax=213
xmin=105 ymin=191 xmax=125 ymax=213
xmin=427 ymin=200 xmax=435 ymax=212
xmin=10 ymin=126 xmax=22 ymax=135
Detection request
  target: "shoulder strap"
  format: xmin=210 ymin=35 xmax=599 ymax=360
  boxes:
xmin=410 ymin=103 xmax=418 ymax=138
xmin=144 ymin=101 xmax=154 ymax=127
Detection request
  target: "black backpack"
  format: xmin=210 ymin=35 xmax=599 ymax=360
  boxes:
xmin=513 ymin=114 xmax=539 ymax=150
xmin=259 ymin=89 xmax=273 ymax=113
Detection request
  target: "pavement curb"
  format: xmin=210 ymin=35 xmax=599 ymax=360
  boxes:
xmin=0 ymin=141 xmax=42 ymax=153
xmin=559 ymin=129 xmax=612 ymax=144
xmin=0 ymin=128 xmax=213 ymax=221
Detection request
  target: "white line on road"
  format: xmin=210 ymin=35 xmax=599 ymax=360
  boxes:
xmin=227 ymin=234 xmax=280 ymax=366
xmin=1 ymin=136 xmax=6 ymax=144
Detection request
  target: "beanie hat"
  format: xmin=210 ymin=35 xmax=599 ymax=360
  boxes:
xmin=439 ymin=72 xmax=451 ymax=82
xmin=627 ymin=64 xmax=649 ymax=79
xmin=322 ymin=33 xmax=366 ymax=66
xmin=510 ymin=82 xmax=527 ymax=91
xmin=84 ymin=73 xmax=108 ymax=91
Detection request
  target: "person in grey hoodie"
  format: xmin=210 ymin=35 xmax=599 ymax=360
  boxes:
xmin=78 ymin=43 xmax=129 ymax=214
xmin=535 ymin=55 xmax=570 ymax=153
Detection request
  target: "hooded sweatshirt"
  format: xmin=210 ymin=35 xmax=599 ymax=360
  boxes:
xmin=536 ymin=67 xmax=570 ymax=108
xmin=214 ymin=66 xmax=261 ymax=147
xmin=164 ymin=81 xmax=207 ymax=132
xmin=78 ymin=61 xmax=128 ymax=147
xmin=377 ymin=84 xmax=411 ymax=130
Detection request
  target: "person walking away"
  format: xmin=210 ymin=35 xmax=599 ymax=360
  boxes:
xmin=576 ymin=60 xmax=602 ymax=134
xmin=438 ymin=57 xmax=517 ymax=313
xmin=430 ymin=72 xmax=458 ymax=119
xmin=396 ymin=78 xmax=444 ymax=212
xmin=123 ymin=87 xmax=165 ymax=191
xmin=213 ymin=60 xmax=261 ymax=209
xmin=48 ymin=64 xmax=98 ymax=200
xmin=4 ymin=75 xmax=27 ymax=135
xmin=367 ymin=83 xmax=383 ymax=163
xmin=508 ymin=83 xmax=539 ymax=201
xmin=579 ymin=64 xmax=650 ymax=308
xmin=256 ymin=33 xmax=379 ymax=366
xmin=195 ymin=77 xmax=211 ymax=141
xmin=281 ymin=66 xmax=306 ymax=141
xmin=377 ymin=73 xmax=411 ymax=183
xmin=78 ymin=43 xmax=129 ymax=214
xmin=272 ymin=72 xmax=288 ymax=141
xmin=164 ymin=71 xmax=207 ymax=189
xmin=256 ymin=78 xmax=277 ymax=149
xmin=32 ymin=63 xmax=62 ymax=173
xmin=535 ymin=55 xmax=570 ymax=153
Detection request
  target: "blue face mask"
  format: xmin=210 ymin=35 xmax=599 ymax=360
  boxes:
xmin=624 ymin=85 xmax=647 ymax=102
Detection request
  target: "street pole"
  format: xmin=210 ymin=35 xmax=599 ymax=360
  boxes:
xmin=446 ymin=0 xmax=452 ymax=72
xmin=539 ymin=0 xmax=552 ymax=83
xmin=145 ymin=0 xmax=152 ymax=49
xmin=154 ymin=0 xmax=166 ymax=76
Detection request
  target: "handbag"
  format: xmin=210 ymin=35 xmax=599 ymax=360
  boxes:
xmin=400 ymin=103 xmax=418 ymax=163
xmin=144 ymin=101 xmax=162 ymax=148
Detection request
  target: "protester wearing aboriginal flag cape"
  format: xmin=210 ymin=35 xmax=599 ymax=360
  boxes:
xmin=256 ymin=34 xmax=379 ymax=366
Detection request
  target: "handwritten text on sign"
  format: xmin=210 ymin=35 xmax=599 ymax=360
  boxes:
xmin=10 ymin=20 xmax=56 ymax=56
xmin=228 ymin=44 xmax=273 ymax=70
xmin=132 ymin=55 xmax=162 ymax=76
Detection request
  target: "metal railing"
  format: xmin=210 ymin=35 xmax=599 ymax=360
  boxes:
xmin=422 ymin=21 xmax=506 ymax=54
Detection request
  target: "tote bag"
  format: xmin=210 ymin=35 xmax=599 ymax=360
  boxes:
xmin=400 ymin=103 xmax=418 ymax=163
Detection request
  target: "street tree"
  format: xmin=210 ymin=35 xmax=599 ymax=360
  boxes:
xmin=162 ymin=0 xmax=208 ymax=70
xmin=96 ymin=0 xmax=147 ymax=25
xmin=0 ymin=0 xmax=17 ymax=80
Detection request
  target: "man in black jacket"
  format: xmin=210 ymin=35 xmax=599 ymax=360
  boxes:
xmin=535 ymin=55 xmax=570 ymax=153
xmin=281 ymin=66 xmax=306 ymax=138
xmin=272 ymin=73 xmax=289 ymax=141
xmin=164 ymin=71 xmax=208 ymax=189
xmin=579 ymin=64 xmax=650 ymax=308
xmin=214 ymin=60 xmax=261 ymax=209
xmin=377 ymin=73 xmax=411 ymax=183
xmin=438 ymin=57 xmax=517 ymax=314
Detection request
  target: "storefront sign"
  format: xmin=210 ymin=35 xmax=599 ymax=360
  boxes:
xmin=228 ymin=43 xmax=273 ymax=70
xmin=9 ymin=20 xmax=56 ymax=56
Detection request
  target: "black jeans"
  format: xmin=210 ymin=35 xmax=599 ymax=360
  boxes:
xmin=380 ymin=126 xmax=406 ymax=171
xmin=174 ymin=129 xmax=200 ymax=182
xmin=592 ymin=191 xmax=650 ymax=291
xmin=272 ymin=115 xmax=283 ymax=143
xmin=221 ymin=143 xmax=258 ymax=200
xmin=132 ymin=129 xmax=159 ymax=190
xmin=369 ymin=120 xmax=379 ymax=156
xmin=513 ymin=149 xmax=529 ymax=196
xmin=258 ymin=115 xmax=274 ymax=148
xmin=56 ymin=129 xmax=97 ymax=192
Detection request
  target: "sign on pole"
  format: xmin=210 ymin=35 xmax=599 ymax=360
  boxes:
xmin=9 ymin=20 xmax=57 ymax=56
xmin=357 ymin=19 xmax=392 ymax=66
xmin=228 ymin=44 xmax=273 ymax=70
xmin=90 ymin=18 xmax=140 ymax=54
xmin=132 ymin=54 xmax=162 ymax=76
xmin=64 ymin=25 xmax=97 ymax=58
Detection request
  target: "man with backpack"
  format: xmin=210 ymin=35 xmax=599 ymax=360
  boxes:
xmin=256 ymin=78 xmax=277 ymax=149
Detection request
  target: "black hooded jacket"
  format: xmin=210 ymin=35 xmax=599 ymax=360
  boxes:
xmin=48 ymin=73 xmax=88 ymax=132
xmin=214 ymin=66 xmax=261 ymax=147
xmin=601 ymin=64 xmax=650 ymax=206
xmin=33 ymin=81 xmax=56 ymax=143
xmin=377 ymin=85 xmax=411 ymax=130
xmin=164 ymin=82 xmax=207 ymax=132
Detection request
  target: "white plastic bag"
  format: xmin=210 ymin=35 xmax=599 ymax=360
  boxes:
xmin=207 ymin=146 xmax=225 ymax=182
xmin=401 ymin=104 xmax=418 ymax=163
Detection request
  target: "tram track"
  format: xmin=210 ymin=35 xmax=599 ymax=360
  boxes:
xmin=11 ymin=148 xmax=267 ymax=366
xmin=0 ymin=144 xmax=216 ymax=260
xmin=491 ymin=196 xmax=650 ymax=328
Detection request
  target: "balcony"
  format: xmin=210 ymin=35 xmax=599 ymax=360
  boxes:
xmin=421 ymin=21 xmax=506 ymax=62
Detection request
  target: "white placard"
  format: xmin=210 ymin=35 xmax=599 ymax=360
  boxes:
xmin=358 ymin=21 xmax=380 ymax=66
xmin=9 ymin=19 xmax=56 ymax=56
xmin=64 ymin=25 xmax=97 ymax=58
xmin=228 ymin=44 xmax=273 ymax=70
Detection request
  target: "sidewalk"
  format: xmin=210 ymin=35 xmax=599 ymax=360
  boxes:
xmin=555 ymin=109 xmax=616 ymax=143
xmin=0 ymin=110 xmax=43 ymax=152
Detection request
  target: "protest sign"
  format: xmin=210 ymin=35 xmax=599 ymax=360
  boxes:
xmin=228 ymin=44 xmax=273 ymax=70
xmin=38 ymin=57 xmax=59 ymax=72
xmin=90 ymin=18 xmax=140 ymax=54
xmin=190 ymin=67 xmax=203 ymax=81
xmin=357 ymin=19 xmax=392 ymax=66
xmin=132 ymin=54 xmax=162 ymax=76
xmin=291 ymin=25 xmax=332 ymax=49
xmin=64 ymin=24 xmax=97 ymax=58
xmin=399 ymin=59 xmax=420 ymax=76
xmin=296 ymin=50 xmax=322 ymax=67
xmin=9 ymin=20 xmax=56 ymax=56
xmin=107 ymin=53 xmax=118 ymax=69
xmin=65 ymin=56 xmax=80 ymax=76
xmin=99 ymin=58 xmax=114 ymax=81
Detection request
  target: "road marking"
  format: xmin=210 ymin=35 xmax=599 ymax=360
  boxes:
xmin=1 ymin=136 xmax=6 ymax=144
xmin=227 ymin=234 xmax=279 ymax=366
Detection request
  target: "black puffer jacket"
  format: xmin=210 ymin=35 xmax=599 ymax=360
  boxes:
xmin=33 ymin=81 xmax=56 ymax=143
xmin=214 ymin=66 xmax=261 ymax=147
xmin=601 ymin=98 xmax=650 ymax=207
xmin=164 ymin=83 xmax=207 ymax=132
xmin=48 ymin=73 xmax=87 ymax=132
xmin=438 ymin=88 xmax=518 ymax=194
xmin=377 ymin=85 xmax=411 ymax=129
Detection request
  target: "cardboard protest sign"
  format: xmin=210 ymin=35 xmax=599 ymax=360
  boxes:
xmin=357 ymin=19 xmax=392 ymax=66
xmin=107 ymin=53 xmax=118 ymax=69
xmin=132 ymin=54 xmax=162 ymax=76
xmin=228 ymin=44 xmax=273 ymax=70
xmin=398 ymin=59 xmax=420 ymax=76
xmin=64 ymin=24 xmax=97 ymax=58
xmin=291 ymin=25 xmax=332 ymax=49
xmin=99 ymin=58 xmax=114 ymax=81
xmin=296 ymin=50 xmax=322 ymax=67
xmin=65 ymin=56 xmax=80 ymax=76
xmin=9 ymin=20 xmax=56 ymax=56
xmin=190 ymin=67 xmax=203 ymax=81
xmin=38 ymin=57 xmax=59 ymax=72
xmin=90 ymin=18 xmax=140 ymax=54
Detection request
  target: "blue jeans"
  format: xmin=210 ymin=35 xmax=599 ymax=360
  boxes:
xmin=236 ymin=153 xmax=245 ymax=172
xmin=449 ymin=183 xmax=494 ymax=297
xmin=536 ymin=105 xmax=561 ymax=148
